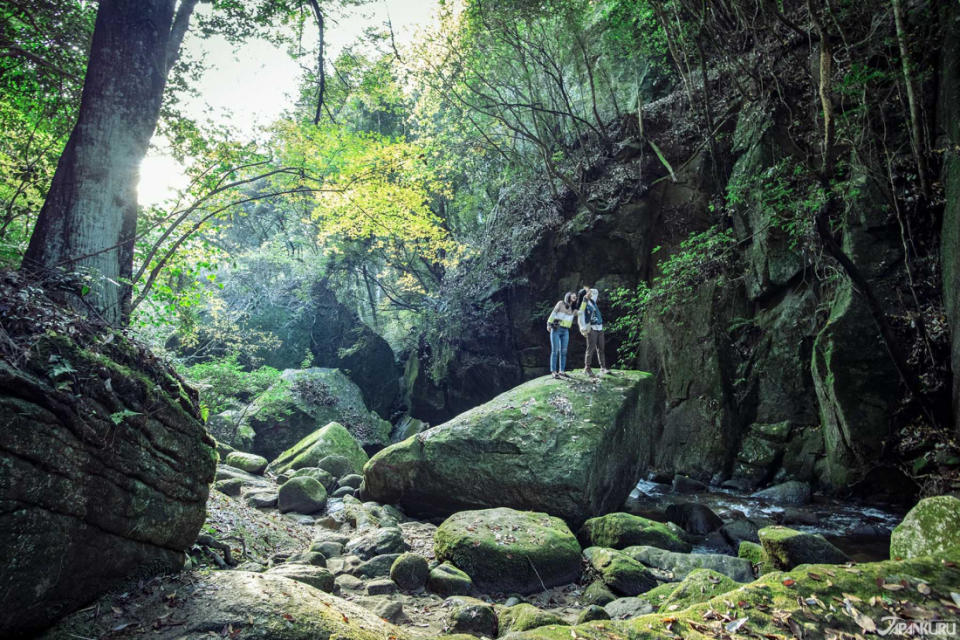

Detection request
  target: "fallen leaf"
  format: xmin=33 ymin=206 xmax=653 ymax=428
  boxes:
xmin=782 ymin=578 xmax=796 ymax=587
xmin=726 ymin=617 xmax=749 ymax=633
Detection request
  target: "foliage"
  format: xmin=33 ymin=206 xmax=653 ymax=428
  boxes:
xmin=610 ymin=226 xmax=737 ymax=361
xmin=178 ymin=355 xmax=281 ymax=416
xmin=0 ymin=1 xmax=94 ymax=266
xmin=725 ymin=158 xmax=826 ymax=251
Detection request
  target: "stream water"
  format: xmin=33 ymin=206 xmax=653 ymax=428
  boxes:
xmin=627 ymin=479 xmax=906 ymax=562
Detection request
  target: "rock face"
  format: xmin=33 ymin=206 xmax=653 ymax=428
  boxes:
xmin=434 ymin=508 xmax=582 ymax=594
xmin=308 ymin=281 xmax=400 ymax=418
xmin=941 ymin=0 xmax=960 ymax=436
xmin=0 ymin=331 xmax=216 ymax=636
xmin=889 ymin=495 xmax=960 ymax=560
xmin=364 ymin=372 xmax=655 ymax=524
xmin=267 ymin=421 xmax=369 ymax=476
xmin=218 ymin=368 xmax=391 ymax=460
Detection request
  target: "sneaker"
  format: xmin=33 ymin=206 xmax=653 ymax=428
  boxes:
xmin=583 ymin=368 xmax=596 ymax=378
xmin=552 ymin=372 xmax=561 ymax=379
xmin=559 ymin=372 xmax=574 ymax=379
xmin=600 ymin=368 xmax=611 ymax=375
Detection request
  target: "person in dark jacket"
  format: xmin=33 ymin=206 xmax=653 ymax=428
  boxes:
xmin=578 ymin=286 xmax=609 ymax=376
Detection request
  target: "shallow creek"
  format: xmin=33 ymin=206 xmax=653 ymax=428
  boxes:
xmin=626 ymin=479 xmax=905 ymax=562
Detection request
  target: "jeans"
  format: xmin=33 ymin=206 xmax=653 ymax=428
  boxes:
xmin=549 ymin=327 xmax=569 ymax=372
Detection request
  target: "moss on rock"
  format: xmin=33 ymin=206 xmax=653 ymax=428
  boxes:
xmin=499 ymin=603 xmax=567 ymax=633
xmin=578 ymin=513 xmax=691 ymax=552
xmin=268 ymin=421 xmax=369 ymax=476
xmin=890 ymin=495 xmax=960 ymax=560
xmin=505 ymin=556 xmax=960 ymax=640
xmin=583 ymin=547 xmax=657 ymax=596
xmin=435 ymin=508 xmax=582 ymax=594
xmin=757 ymin=526 xmax=849 ymax=570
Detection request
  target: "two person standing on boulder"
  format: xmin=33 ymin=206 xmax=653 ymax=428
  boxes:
xmin=546 ymin=285 xmax=609 ymax=379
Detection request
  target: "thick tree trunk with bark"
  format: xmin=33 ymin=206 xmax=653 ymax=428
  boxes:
xmin=21 ymin=0 xmax=179 ymax=325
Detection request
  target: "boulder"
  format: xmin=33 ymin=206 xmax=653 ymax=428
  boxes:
xmin=757 ymin=526 xmax=850 ymax=569
xmin=241 ymin=368 xmax=391 ymax=460
xmin=428 ymin=562 xmax=473 ymax=596
xmin=364 ymin=372 xmax=656 ymax=524
xmin=345 ymin=526 xmax=407 ymax=560
xmin=356 ymin=554 xmax=401 ymax=579
xmin=319 ymin=454 xmax=359 ymax=479
xmin=244 ymin=490 xmax=278 ymax=508
xmin=0 ymin=330 xmax=216 ymax=636
xmin=265 ymin=564 xmax=335 ymax=592
xmin=499 ymin=604 xmax=566 ymax=634
xmin=267 ymin=421 xmax=369 ymax=476
xmin=576 ymin=606 xmax=610 ymax=623
xmin=339 ymin=473 xmax=364 ymax=489
xmin=889 ymin=495 xmax=960 ymax=559
xmin=582 ymin=547 xmax=657 ymax=596
xmin=278 ymin=476 xmax=328 ymax=514
xmin=390 ymin=553 xmax=429 ymax=590
xmin=215 ymin=477 xmax=243 ymax=496
xmin=434 ymin=508 xmax=582 ymax=594
xmin=224 ymin=451 xmax=269 ymax=474
xmin=720 ymin=519 xmax=760 ymax=548
xmin=582 ymin=580 xmax=617 ymax=606
xmin=623 ymin=545 xmax=754 ymax=583
xmin=578 ymin=513 xmax=691 ymax=552
xmin=290 ymin=466 xmax=336 ymax=490
xmin=737 ymin=540 xmax=771 ymax=575
xmin=672 ymin=475 xmax=708 ymax=494
xmin=751 ymin=480 xmax=812 ymax=506
xmin=649 ymin=568 xmax=739 ymax=613
xmin=312 ymin=540 xmax=344 ymax=559
xmin=445 ymin=596 xmax=498 ymax=637
xmin=604 ymin=597 xmax=654 ymax=620
xmin=42 ymin=570 xmax=411 ymax=640
xmin=286 ymin=551 xmax=327 ymax=567
xmin=366 ymin=578 xmax=397 ymax=595
xmin=664 ymin=503 xmax=723 ymax=535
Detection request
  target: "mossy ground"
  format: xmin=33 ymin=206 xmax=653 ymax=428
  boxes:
xmin=508 ymin=557 xmax=960 ymax=640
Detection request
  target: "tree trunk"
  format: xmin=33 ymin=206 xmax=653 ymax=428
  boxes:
xmin=21 ymin=0 xmax=178 ymax=326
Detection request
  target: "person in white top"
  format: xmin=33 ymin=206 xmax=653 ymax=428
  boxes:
xmin=546 ymin=291 xmax=578 ymax=379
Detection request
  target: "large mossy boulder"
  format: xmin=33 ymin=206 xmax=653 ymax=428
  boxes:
xmin=890 ymin=495 xmax=960 ymax=560
xmin=364 ymin=372 xmax=655 ymax=524
xmin=267 ymin=421 xmax=369 ymax=476
xmin=434 ymin=508 xmax=582 ymax=594
xmin=40 ymin=571 xmax=411 ymax=640
xmin=0 ymin=324 xmax=216 ymax=637
xmin=757 ymin=526 xmax=850 ymax=570
xmin=578 ymin=513 xmax=691 ymax=553
xmin=233 ymin=368 xmax=391 ymax=460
